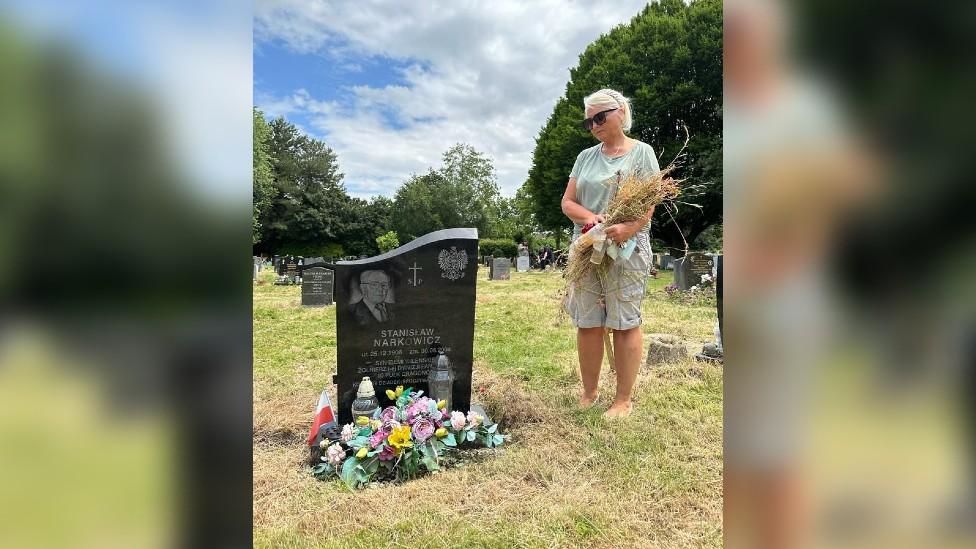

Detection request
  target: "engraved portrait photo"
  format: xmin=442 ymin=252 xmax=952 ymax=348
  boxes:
xmin=348 ymin=269 xmax=396 ymax=325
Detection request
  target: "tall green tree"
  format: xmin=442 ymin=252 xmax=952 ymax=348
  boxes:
xmin=257 ymin=116 xmax=352 ymax=254
xmin=524 ymin=0 xmax=722 ymax=254
xmin=391 ymin=170 xmax=445 ymax=241
xmin=392 ymin=143 xmax=503 ymax=241
xmin=252 ymin=108 xmax=275 ymax=244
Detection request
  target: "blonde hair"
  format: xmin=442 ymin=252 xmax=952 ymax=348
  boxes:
xmin=583 ymin=88 xmax=633 ymax=132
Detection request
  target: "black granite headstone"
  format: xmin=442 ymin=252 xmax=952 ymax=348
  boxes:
xmin=332 ymin=228 xmax=479 ymax=425
xmin=675 ymin=252 xmax=715 ymax=291
xmin=279 ymin=256 xmax=301 ymax=278
xmin=301 ymin=266 xmax=334 ymax=307
xmin=489 ymin=257 xmax=511 ymax=280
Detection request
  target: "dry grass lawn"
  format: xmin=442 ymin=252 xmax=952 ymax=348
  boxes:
xmin=253 ymin=266 xmax=722 ymax=548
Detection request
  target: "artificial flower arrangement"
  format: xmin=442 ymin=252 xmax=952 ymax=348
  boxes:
xmin=312 ymin=385 xmax=507 ymax=489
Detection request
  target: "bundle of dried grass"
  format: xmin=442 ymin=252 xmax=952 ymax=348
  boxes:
xmin=564 ymin=166 xmax=681 ymax=284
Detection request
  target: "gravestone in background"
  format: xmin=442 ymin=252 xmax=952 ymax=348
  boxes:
xmin=659 ymin=254 xmax=673 ymax=270
xmin=303 ymin=256 xmax=326 ymax=272
xmin=675 ymin=252 xmax=715 ymax=291
xmin=332 ymin=228 xmax=479 ymax=425
xmin=489 ymin=257 xmax=511 ymax=280
xmin=279 ymin=256 xmax=302 ymax=282
xmin=516 ymin=256 xmax=530 ymax=272
xmin=301 ymin=266 xmax=334 ymax=307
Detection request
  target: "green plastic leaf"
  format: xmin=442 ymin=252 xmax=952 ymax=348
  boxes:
xmin=443 ymin=432 xmax=457 ymax=447
xmin=347 ymin=436 xmax=370 ymax=449
xmin=311 ymin=463 xmax=332 ymax=478
xmin=364 ymin=458 xmax=380 ymax=476
xmin=428 ymin=400 xmax=439 ymax=414
xmin=421 ymin=454 xmax=439 ymax=472
xmin=487 ymin=423 xmax=498 ymax=434
xmin=340 ymin=457 xmax=359 ymax=490
xmin=493 ymin=434 xmax=504 ymax=446
xmin=358 ymin=427 xmax=372 ymax=437
xmin=466 ymin=430 xmax=476 ymax=442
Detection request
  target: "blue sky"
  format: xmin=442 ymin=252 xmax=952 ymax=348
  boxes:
xmin=3 ymin=0 xmax=251 ymax=201
xmin=254 ymin=0 xmax=652 ymax=199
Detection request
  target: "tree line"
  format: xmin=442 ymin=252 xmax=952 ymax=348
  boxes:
xmin=253 ymin=0 xmax=722 ymax=258
xmin=252 ymin=111 xmax=536 ymax=257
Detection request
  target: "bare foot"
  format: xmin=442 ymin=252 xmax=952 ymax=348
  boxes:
xmin=604 ymin=401 xmax=633 ymax=418
xmin=579 ymin=391 xmax=600 ymax=408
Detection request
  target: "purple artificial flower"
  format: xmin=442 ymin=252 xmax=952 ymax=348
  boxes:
xmin=380 ymin=406 xmax=399 ymax=423
xmin=450 ymin=411 xmax=466 ymax=430
xmin=412 ymin=418 xmax=435 ymax=442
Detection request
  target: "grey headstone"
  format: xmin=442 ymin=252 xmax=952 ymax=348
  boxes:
xmin=301 ymin=266 xmax=334 ymax=307
xmin=489 ymin=257 xmax=511 ymax=280
xmin=659 ymin=254 xmax=673 ymax=270
xmin=516 ymin=256 xmax=530 ymax=272
xmin=332 ymin=228 xmax=478 ymax=425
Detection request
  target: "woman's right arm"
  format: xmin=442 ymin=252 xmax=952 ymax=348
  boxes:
xmin=561 ymin=177 xmax=605 ymax=226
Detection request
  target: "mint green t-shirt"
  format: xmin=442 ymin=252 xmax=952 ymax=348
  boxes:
xmin=569 ymin=140 xmax=660 ymax=238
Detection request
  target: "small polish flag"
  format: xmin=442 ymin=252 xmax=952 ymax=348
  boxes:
xmin=307 ymin=389 xmax=338 ymax=447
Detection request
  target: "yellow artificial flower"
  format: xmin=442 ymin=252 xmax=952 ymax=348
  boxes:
xmin=356 ymin=447 xmax=368 ymax=459
xmin=436 ymin=400 xmax=447 ymax=410
xmin=395 ymin=385 xmax=404 ymax=397
xmin=370 ymin=419 xmax=383 ymax=431
xmin=355 ymin=415 xmax=369 ymax=426
xmin=385 ymin=389 xmax=396 ymax=400
xmin=434 ymin=427 xmax=447 ymax=439
xmin=387 ymin=425 xmax=413 ymax=454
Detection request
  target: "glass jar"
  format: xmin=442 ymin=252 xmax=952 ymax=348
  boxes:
xmin=351 ymin=376 xmax=380 ymax=422
xmin=427 ymin=350 xmax=454 ymax=411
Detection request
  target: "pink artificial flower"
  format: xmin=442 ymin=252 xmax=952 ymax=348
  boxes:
xmin=466 ymin=411 xmax=483 ymax=428
xmin=450 ymin=411 xmax=466 ymax=430
xmin=377 ymin=444 xmax=396 ymax=461
xmin=369 ymin=429 xmax=387 ymax=449
xmin=412 ymin=418 xmax=435 ymax=442
xmin=340 ymin=423 xmax=355 ymax=443
xmin=325 ymin=442 xmax=346 ymax=466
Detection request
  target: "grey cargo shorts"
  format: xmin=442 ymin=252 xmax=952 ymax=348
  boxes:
xmin=564 ymin=231 xmax=652 ymax=330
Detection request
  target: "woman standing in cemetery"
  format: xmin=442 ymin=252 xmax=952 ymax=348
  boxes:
xmin=561 ymin=88 xmax=660 ymax=418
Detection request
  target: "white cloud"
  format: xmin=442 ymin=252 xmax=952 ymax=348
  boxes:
xmin=255 ymin=0 xmax=650 ymax=198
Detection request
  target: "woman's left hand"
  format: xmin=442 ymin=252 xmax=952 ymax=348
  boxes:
xmin=604 ymin=222 xmax=637 ymax=245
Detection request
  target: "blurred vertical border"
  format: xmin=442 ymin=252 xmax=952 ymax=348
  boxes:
xmin=725 ymin=0 xmax=976 ymax=547
xmin=0 ymin=1 xmax=252 ymax=547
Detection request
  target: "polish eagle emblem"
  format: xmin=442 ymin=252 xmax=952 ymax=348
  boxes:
xmin=438 ymin=247 xmax=467 ymax=280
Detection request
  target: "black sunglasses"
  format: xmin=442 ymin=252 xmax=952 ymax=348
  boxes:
xmin=582 ymin=108 xmax=618 ymax=131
